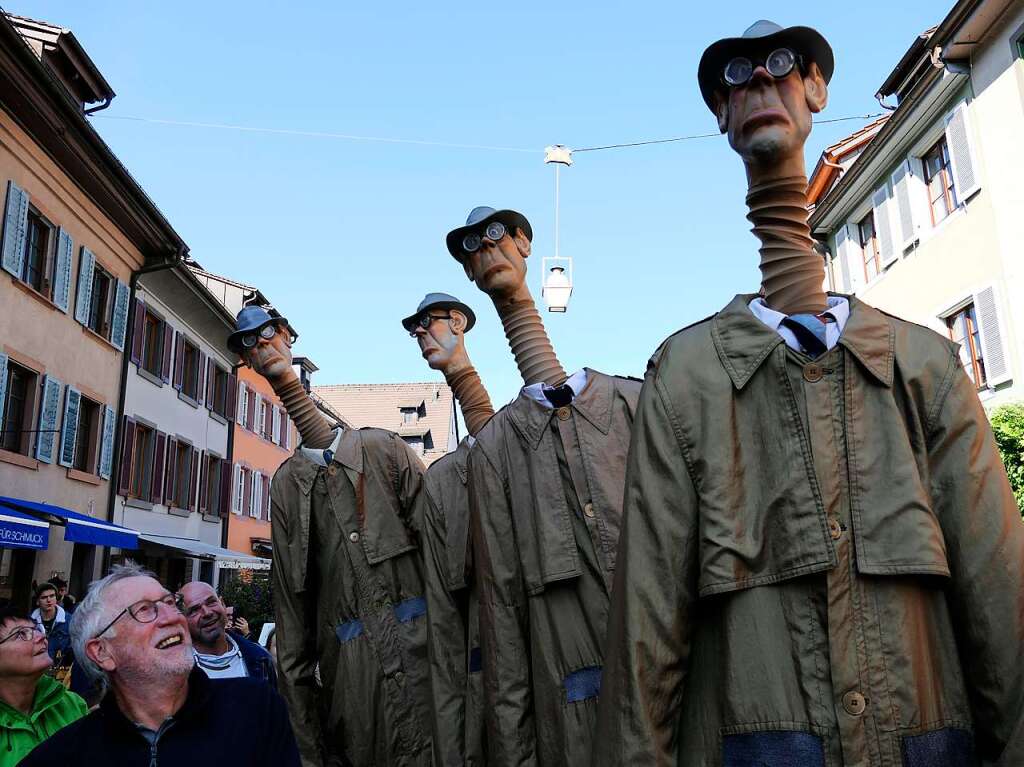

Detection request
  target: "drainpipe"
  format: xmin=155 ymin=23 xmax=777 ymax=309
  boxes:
xmin=101 ymin=246 xmax=186 ymax=574
xmin=221 ymin=361 xmax=244 ymax=550
xmin=83 ymin=97 xmax=113 ymax=116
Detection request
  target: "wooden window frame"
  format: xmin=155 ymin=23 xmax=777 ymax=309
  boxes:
xmin=923 ymin=137 xmax=958 ymax=226
xmin=140 ymin=308 xmax=165 ymax=377
xmin=857 ymin=212 xmax=881 ymax=283
xmin=72 ymin=395 xmax=101 ymax=474
xmin=1 ymin=361 xmax=38 ymax=456
xmin=87 ymin=262 xmax=115 ymax=339
xmin=180 ymin=339 xmax=200 ymax=400
xmin=945 ymin=303 xmax=987 ymax=390
xmin=21 ymin=207 xmax=55 ymax=297
xmin=129 ymin=423 xmax=155 ymax=501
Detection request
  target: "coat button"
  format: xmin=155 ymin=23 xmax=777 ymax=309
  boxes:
xmin=349 ymin=531 xmax=360 ymax=543
xmin=828 ymin=518 xmax=842 ymax=540
xmin=803 ymin=363 xmax=824 ymax=383
xmin=842 ymin=690 xmax=867 ymax=716
xmin=327 ymin=465 xmax=337 ymax=476
xmin=557 ymin=406 xmax=571 ymax=421
xmin=584 ymin=503 xmax=595 ymax=518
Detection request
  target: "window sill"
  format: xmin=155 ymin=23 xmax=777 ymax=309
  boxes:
xmin=67 ymin=468 xmax=102 ymax=486
xmin=0 ymin=449 xmax=38 ymax=470
xmin=202 ymin=513 xmax=221 ymax=523
xmin=168 ymin=506 xmax=191 ymax=518
xmin=124 ymin=497 xmax=154 ymax=511
xmin=209 ymin=410 xmax=228 ymax=426
xmin=137 ymin=366 xmax=164 ymax=388
xmin=177 ymin=391 xmax=200 ymax=409
xmin=9 ymin=275 xmax=60 ymax=312
xmin=81 ymin=324 xmax=120 ymax=353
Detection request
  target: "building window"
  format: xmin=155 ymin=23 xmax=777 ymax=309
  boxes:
xmin=88 ymin=264 xmax=114 ymax=338
xmin=857 ymin=212 xmax=881 ymax=282
xmin=180 ymin=339 xmax=200 ymax=400
xmin=22 ymin=208 xmax=54 ymax=295
xmin=946 ymin=304 xmax=987 ymax=389
xmin=401 ymin=408 xmax=417 ymax=425
xmin=237 ymin=384 xmax=249 ymax=425
xmin=72 ymin=397 xmax=101 ymax=473
xmin=141 ymin=310 xmax=164 ymax=377
xmin=923 ymin=138 xmax=958 ymax=225
xmin=250 ymin=471 xmax=262 ymax=518
xmin=233 ymin=466 xmax=245 ymax=514
xmin=204 ymin=454 xmax=222 ymax=514
xmin=129 ymin=424 xmax=155 ymax=500
xmin=1 ymin=362 xmax=37 ymax=455
xmin=169 ymin=441 xmax=193 ymax=508
xmin=403 ymin=436 xmax=424 ymax=456
xmin=258 ymin=398 xmax=268 ymax=440
xmin=211 ymin=366 xmax=229 ymax=418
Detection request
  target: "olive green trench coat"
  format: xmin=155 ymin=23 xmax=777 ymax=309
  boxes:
xmin=271 ymin=427 xmax=432 ymax=767
xmin=595 ymin=295 xmax=1024 ymax=767
xmin=469 ymin=369 xmax=641 ymax=766
xmin=417 ymin=437 xmax=486 ymax=766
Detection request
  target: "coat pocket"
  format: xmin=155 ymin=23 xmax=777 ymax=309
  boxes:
xmin=900 ymin=728 xmax=976 ymax=767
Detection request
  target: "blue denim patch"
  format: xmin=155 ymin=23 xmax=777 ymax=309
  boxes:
xmin=468 ymin=646 xmax=482 ymax=673
xmin=723 ymin=730 xmax=825 ymax=767
xmin=394 ymin=596 xmax=427 ymax=623
xmin=336 ymin=619 xmax=364 ymax=643
xmin=901 ymin=728 xmax=975 ymax=767
xmin=564 ymin=666 xmax=602 ymax=703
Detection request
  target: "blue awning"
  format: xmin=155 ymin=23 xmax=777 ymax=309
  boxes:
xmin=0 ymin=506 xmax=50 ymax=550
xmin=0 ymin=497 xmax=138 ymax=550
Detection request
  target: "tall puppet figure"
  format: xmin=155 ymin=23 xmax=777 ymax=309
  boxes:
xmin=228 ymin=306 xmax=433 ymax=767
xmin=595 ymin=21 xmax=1024 ymax=767
xmin=402 ymin=293 xmax=493 ymax=766
xmin=447 ymin=206 xmax=641 ymax=766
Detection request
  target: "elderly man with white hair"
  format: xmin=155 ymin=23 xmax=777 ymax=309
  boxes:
xmin=20 ymin=563 xmax=299 ymax=766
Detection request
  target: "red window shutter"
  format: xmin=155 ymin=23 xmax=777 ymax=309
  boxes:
xmin=198 ymin=451 xmax=209 ymax=512
xmin=189 ymin=448 xmax=199 ymax=512
xmin=242 ymin=468 xmax=252 ymax=513
xmin=262 ymin=475 xmax=271 ymax=520
xmin=173 ymin=332 xmax=184 ymax=391
xmin=246 ymin=388 xmax=256 ymax=430
xmin=164 ymin=437 xmax=177 ymax=505
xmin=161 ymin=322 xmax=174 ymax=383
xmin=219 ymin=461 xmax=232 ymax=517
xmin=226 ymin=373 xmax=237 ymax=422
xmin=151 ymin=431 xmax=166 ymax=505
xmin=117 ymin=416 xmax=136 ymax=496
xmin=130 ymin=299 xmax=145 ymax=366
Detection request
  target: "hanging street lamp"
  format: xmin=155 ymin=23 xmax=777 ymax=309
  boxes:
xmin=542 ymin=145 xmax=574 ymax=313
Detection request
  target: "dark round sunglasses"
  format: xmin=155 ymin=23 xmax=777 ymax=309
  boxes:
xmin=723 ymin=48 xmax=803 ymax=88
xmin=240 ymin=323 xmax=278 ymax=349
xmin=462 ymin=221 xmax=507 ymax=254
xmin=408 ymin=314 xmax=451 ymax=337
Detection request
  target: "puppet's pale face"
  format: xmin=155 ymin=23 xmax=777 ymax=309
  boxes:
xmin=243 ymin=325 xmax=293 ymax=380
xmin=414 ymin=310 xmax=468 ymax=371
xmin=462 ymin=228 xmax=531 ymax=300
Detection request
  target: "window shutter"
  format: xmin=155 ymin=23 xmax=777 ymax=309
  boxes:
xmin=173 ymin=332 xmax=184 ymax=391
xmin=96 ymin=405 xmax=115 ymax=479
xmin=199 ymin=451 xmax=209 ymax=512
xmin=161 ymin=322 xmax=174 ymax=383
xmin=130 ymin=299 xmax=145 ymax=366
xmin=974 ymin=285 xmax=1011 ymax=386
xmin=231 ymin=463 xmax=241 ymax=514
xmin=117 ymin=416 xmax=136 ymax=495
xmin=151 ymin=432 xmax=166 ymax=505
xmin=164 ymin=437 xmax=178 ymax=503
xmin=834 ymin=225 xmax=853 ymax=293
xmin=243 ymin=468 xmax=252 ymax=515
xmin=205 ymin=359 xmax=215 ymax=411
xmin=34 ymin=376 xmax=62 ymax=464
xmin=252 ymin=393 xmax=261 ymax=433
xmin=196 ymin=353 xmax=207 ymax=405
xmin=52 ymin=228 xmax=73 ymax=312
xmin=1 ymin=180 xmax=29 ymax=278
xmin=58 ymin=386 xmax=82 ymax=468
xmin=890 ymin=160 xmax=917 ymax=253
xmin=262 ymin=474 xmax=271 ymax=520
xmin=280 ymin=409 xmax=289 ymax=449
xmin=264 ymin=400 xmax=273 ymax=440
xmin=250 ymin=471 xmax=260 ymax=518
xmin=272 ymin=405 xmax=280 ymax=445
xmin=0 ymin=354 xmax=7 ymax=428
xmin=869 ymin=185 xmax=896 ymax=268
xmin=236 ymin=381 xmax=246 ymax=423
xmin=189 ymin=447 xmax=199 ymax=512
xmin=945 ymin=101 xmax=981 ymax=202
xmin=73 ymin=247 xmax=96 ymax=325
xmin=110 ymin=280 xmax=130 ymax=351
xmin=226 ymin=373 xmax=238 ymax=422
xmin=219 ymin=461 xmax=232 ymax=517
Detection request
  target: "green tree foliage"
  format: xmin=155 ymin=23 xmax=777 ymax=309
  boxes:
xmin=220 ymin=570 xmax=274 ymax=637
xmin=991 ymin=403 xmax=1024 ymax=515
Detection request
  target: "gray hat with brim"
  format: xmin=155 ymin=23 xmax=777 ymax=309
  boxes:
xmin=401 ymin=292 xmax=476 ymax=333
xmin=228 ymin=305 xmax=289 ymax=354
xmin=697 ymin=20 xmax=834 ymax=114
xmin=446 ymin=206 xmax=533 ymax=263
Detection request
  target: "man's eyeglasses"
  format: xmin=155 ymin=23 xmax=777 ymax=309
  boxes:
xmin=94 ymin=593 xmax=183 ymax=639
xmin=240 ymin=323 xmax=278 ymax=349
xmin=408 ymin=314 xmax=452 ymax=337
xmin=722 ymin=48 xmax=803 ymax=88
xmin=462 ymin=221 xmax=507 ymax=254
xmin=0 ymin=625 xmax=44 ymax=645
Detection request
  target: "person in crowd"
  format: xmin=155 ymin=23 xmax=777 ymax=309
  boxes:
xmin=20 ymin=563 xmax=300 ymax=766
xmin=224 ymin=605 xmax=250 ymax=640
xmin=29 ymin=585 xmax=71 ymax=680
xmin=48 ymin=579 xmax=75 ymax=616
xmin=179 ymin=581 xmax=276 ymax=688
xmin=0 ymin=606 xmax=86 ymax=765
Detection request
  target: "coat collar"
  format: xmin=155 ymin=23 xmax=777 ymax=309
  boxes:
xmin=712 ymin=293 xmax=894 ymax=389
xmin=290 ymin=428 xmax=364 ymax=496
xmin=507 ymin=368 xmax=614 ymax=449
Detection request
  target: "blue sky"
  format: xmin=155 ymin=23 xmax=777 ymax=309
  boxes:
xmin=16 ymin=1 xmax=944 ymax=407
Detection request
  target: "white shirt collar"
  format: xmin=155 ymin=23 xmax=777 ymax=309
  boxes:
xmin=521 ymin=369 xmax=589 ymax=408
xmin=299 ymin=427 xmax=344 ymax=467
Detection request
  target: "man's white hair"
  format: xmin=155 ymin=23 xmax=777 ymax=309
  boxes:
xmin=70 ymin=562 xmax=156 ymax=687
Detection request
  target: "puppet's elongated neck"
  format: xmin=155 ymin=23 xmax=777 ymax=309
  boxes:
xmin=443 ymin=363 xmax=494 ymax=437
xmin=267 ymin=369 xmax=334 ymax=450
xmin=492 ymin=286 xmax=567 ymax=387
xmin=746 ymin=175 xmax=827 ymax=316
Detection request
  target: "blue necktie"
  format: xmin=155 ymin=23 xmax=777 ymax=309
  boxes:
xmin=782 ymin=314 xmax=828 ymax=357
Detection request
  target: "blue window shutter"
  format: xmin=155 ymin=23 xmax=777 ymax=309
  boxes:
xmin=1 ymin=180 xmax=29 ymax=278
xmin=35 ymin=376 xmax=63 ymax=464
xmin=99 ymin=405 xmax=116 ymax=479
xmin=52 ymin=228 xmax=74 ymax=312
xmin=58 ymin=387 xmax=82 ymax=467
xmin=0 ymin=353 xmax=8 ymax=419
xmin=110 ymin=280 xmax=130 ymax=351
xmin=73 ymin=247 xmax=96 ymax=325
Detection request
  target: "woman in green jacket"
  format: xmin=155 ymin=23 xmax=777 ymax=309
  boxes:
xmin=0 ymin=605 xmax=86 ymax=765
